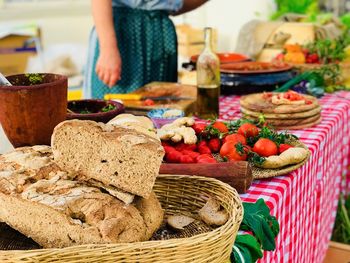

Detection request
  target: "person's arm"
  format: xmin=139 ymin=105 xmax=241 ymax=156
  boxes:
xmin=92 ymin=0 xmax=121 ymax=87
xmin=173 ymin=0 xmax=209 ymax=15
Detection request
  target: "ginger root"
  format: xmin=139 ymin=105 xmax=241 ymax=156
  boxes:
xmin=257 ymin=147 xmax=309 ymax=169
xmin=157 ymin=117 xmax=197 ymax=144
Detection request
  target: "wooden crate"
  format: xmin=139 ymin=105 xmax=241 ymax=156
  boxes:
xmin=176 ymin=24 xmax=218 ymax=58
xmin=324 ymin=242 xmax=350 ymax=263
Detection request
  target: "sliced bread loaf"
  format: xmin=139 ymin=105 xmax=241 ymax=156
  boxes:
xmin=51 ymin=120 xmax=165 ymax=198
xmin=0 ymin=146 xmax=163 ymax=248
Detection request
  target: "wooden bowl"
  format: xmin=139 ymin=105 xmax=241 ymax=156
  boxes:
xmin=0 ymin=73 xmax=67 ymax=147
xmin=67 ymin=99 xmax=125 ymax=123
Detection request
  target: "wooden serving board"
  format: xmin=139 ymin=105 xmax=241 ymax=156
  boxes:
xmin=123 ymin=82 xmax=197 ymax=115
xmin=159 ymin=161 xmax=252 ymax=193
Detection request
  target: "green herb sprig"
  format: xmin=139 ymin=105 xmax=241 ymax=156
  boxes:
xmin=101 ymin=104 xmax=116 ymax=112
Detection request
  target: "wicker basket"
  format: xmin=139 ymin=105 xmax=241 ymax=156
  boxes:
xmin=0 ymin=175 xmax=243 ymax=263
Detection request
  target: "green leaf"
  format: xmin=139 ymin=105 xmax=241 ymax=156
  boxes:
xmin=231 ymin=235 xmax=263 ymax=263
xmin=241 ymin=199 xmax=280 ymax=251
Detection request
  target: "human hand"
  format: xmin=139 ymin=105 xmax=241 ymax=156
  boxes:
xmin=95 ymin=47 xmax=121 ymax=88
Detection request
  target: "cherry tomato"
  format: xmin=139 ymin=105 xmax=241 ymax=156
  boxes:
xmin=253 ymin=138 xmax=278 ymax=157
xmin=237 ymin=123 xmax=259 ymax=138
xmin=220 ymin=142 xmax=247 ymax=161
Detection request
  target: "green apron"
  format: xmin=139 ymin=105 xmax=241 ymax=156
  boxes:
xmin=85 ymin=7 xmax=178 ymax=99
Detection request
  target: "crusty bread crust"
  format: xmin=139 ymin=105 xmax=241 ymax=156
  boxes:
xmin=51 ymin=120 xmax=164 ymax=198
xmin=0 ymin=146 xmax=163 ymax=248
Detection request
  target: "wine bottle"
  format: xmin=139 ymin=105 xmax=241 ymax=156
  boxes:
xmin=196 ymin=27 xmax=220 ymax=119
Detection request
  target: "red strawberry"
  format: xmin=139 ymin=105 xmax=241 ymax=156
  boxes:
xmin=180 ymin=155 xmax=195 ymax=163
xmin=208 ymin=138 xmax=221 ymax=153
xmin=198 ymin=141 xmax=208 ymax=147
xmin=163 ymin=145 xmax=175 ymax=154
xmin=196 ymin=154 xmax=216 ymax=163
xmin=165 ymin=150 xmax=182 ymax=163
xmin=192 ymin=123 xmax=207 ymax=134
xmin=184 ymin=144 xmax=197 ymax=151
xmin=279 ymin=144 xmax=293 ymax=154
xmin=175 ymin=142 xmax=197 ymax=152
xmin=198 ymin=145 xmax=212 ymax=154
xmin=182 ymin=150 xmax=200 ymax=159
xmin=161 ymin=141 xmax=171 ymax=147
xmin=196 ymin=154 xmax=212 ymax=161
xmin=197 ymin=157 xmax=217 ymax=163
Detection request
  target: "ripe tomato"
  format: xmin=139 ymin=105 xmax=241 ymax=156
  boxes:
xmin=223 ymin=133 xmax=247 ymax=145
xmin=253 ymin=138 xmax=278 ymax=157
xmin=237 ymin=123 xmax=259 ymax=138
xmin=212 ymin=121 xmax=229 ymax=133
xmin=220 ymin=142 xmax=247 ymax=161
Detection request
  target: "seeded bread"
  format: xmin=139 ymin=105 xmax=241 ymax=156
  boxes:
xmin=51 ymin=120 xmax=165 ymax=198
xmin=0 ymin=146 xmax=163 ymax=248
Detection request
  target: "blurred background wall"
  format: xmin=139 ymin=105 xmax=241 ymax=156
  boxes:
xmin=0 ymin=0 xmax=275 ymax=51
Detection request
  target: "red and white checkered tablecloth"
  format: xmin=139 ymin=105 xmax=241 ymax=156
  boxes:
xmin=219 ymin=92 xmax=350 ymax=263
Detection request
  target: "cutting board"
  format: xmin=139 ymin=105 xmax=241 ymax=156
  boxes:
xmin=122 ymin=82 xmax=197 ymax=115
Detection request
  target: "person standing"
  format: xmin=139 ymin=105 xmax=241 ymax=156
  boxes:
xmin=84 ymin=0 xmax=209 ymax=99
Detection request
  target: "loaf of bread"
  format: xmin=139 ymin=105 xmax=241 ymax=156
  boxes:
xmin=107 ymin=114 xmax=158 ymax=140
xmin=51 ymin=120 xmax=165 ymax=198
xmin=0 ymin=146 xmax=164 ymax=248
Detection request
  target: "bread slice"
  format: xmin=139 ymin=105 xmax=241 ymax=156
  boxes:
xmin=0 ymin=146 xmax=163 ymax=248
xmin=51 ymin=120 xmax=165 ymax=198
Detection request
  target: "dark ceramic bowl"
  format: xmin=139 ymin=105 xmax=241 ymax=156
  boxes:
xmin=67 ymin=99 xmax=125 ymax=123
xmin=0 ymin=73 xmax=67 ymax=147
xmin=220 ymin=70 xmax=296 ymax=95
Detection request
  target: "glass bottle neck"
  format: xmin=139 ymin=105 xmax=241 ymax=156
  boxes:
xmin=204 ymin=27 xmax=213 ymax=52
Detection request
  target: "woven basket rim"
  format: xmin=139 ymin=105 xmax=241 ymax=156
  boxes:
xmin=252 ymin=140 xmax=310 ymax=179
xmin=0 ymin=174 xmax=243 ymax=257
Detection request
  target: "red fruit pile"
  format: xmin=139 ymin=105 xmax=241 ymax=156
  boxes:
xmin=161 ymin=120 xmax=295 ymax=164
xmin=162 ymin=141 xmax=217 ymax=164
